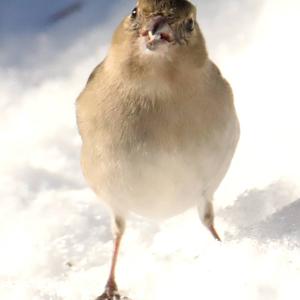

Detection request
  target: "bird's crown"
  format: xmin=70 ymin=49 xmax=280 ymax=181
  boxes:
xmin=138 ymin=0 xmax=192 ymax=16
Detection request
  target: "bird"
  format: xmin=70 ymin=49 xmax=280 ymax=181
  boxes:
xmin=76 ymin=0 xmax=240 ymax=299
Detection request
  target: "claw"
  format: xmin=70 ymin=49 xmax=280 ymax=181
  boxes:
xmin=208 ymin=224 xmax=221 ymax=242
xmin=95 ymin=289 xmax=131 ymax=300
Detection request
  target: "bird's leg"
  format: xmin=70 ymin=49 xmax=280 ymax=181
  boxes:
xmin=96 ymin=216 xmax=128 ymax=300
xmin=101 ymin=235 xmax=122 ymax=297
xmin=199 ymin=201 xmax=221 ymax=242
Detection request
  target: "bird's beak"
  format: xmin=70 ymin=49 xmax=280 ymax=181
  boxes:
xmin=141 ymin=16 xmax=174 ymax=50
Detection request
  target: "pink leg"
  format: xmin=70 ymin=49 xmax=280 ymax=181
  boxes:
xmin=96 ymin=216 xmax=126 ymax=300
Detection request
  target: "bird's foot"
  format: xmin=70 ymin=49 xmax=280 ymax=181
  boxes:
xmin=208 ymin=224 xmax=222 ymax=242
xmin=95 ymin=287 xmax=131 ymax=300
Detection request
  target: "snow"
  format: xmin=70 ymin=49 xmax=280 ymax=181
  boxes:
xmin=1 ymin=0 xmax=300 ymax=299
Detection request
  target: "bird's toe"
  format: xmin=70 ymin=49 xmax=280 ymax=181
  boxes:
xmin=95 ymin=290 xmax=131 ymax=300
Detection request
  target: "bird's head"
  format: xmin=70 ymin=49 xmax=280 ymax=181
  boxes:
xmin=108 ymin=0 xmax=207 ymax=75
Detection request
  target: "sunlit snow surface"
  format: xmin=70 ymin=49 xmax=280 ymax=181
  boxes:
xmin=1 ymin=0 xmax=300 ymax=299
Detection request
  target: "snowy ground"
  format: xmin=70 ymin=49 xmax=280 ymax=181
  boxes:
xmin=1 ymin=0 xmax=300 ymax=299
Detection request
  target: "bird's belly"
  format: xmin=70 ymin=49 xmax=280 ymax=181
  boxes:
xmin=83 ymin=143 xmax=226 ymax=220
xmin=120 ymin=154 xmax=204 ymax=220
xmin=81 ymin=102 xmax=238 ymax=220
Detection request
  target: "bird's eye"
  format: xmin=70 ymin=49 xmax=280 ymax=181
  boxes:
xmin=185 ymin=18 xmax=194 ymax=32
xmin=131 ymin=7 xmax=138 ymax=19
